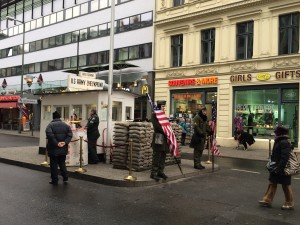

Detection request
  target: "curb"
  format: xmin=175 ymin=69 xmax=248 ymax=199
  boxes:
xmin=0 ymin=157 xmax=220 ymax=187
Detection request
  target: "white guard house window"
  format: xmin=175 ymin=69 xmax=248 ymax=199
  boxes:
xmin=126 ymin=106 xmax=132 ymax=120
xmin=86 ymin=104 xmax=97 ymax=120
xmin=44 ymin=105 xmax=52 ymax=120
xmin=112 ymin=101 xmax=122 ymax=121
xmin=55 ymin=106 xmax=69 ymax=121
xmin=72 ymin=105 xmax=82 ymax=120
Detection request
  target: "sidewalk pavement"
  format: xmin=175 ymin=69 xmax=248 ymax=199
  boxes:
xmin=0 ymin=129 xmax=274 ymax=187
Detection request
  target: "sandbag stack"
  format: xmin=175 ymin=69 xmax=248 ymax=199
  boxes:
xmin=127 ymin=122 xmax=153 ymax=171
xmin=112 ymin=122 xmax=129 ymax=169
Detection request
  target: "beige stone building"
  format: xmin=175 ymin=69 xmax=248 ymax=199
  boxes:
xmin=154 ymin=0 xmax=300 ymax=149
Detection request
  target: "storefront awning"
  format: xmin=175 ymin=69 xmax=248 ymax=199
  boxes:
xmin=0 ymin=102 xmax=18 ymax=108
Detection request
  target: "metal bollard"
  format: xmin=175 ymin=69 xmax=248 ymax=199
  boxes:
xmin=124 ymin=139 xmax=137 ymax=181
xmin=205 ymin=136 xmax=212 ymax=164
xmin=75 ymin=136 xmax=87 ymax=173
xmin=40 ymin=139 xmax=49 ymax=166
xmin=40 ymin=149 xmax=49 ymax=166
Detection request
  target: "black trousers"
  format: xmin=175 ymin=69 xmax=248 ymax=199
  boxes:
xmin=181 ymin=133 xmax=187 ymax=145
xmin=49 ymin=155 xmax=67 ymax=182
xmin=88 ymin=137 xmax=99 ymax=163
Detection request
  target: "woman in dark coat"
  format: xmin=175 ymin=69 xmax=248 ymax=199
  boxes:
xmin=258 ymin=126 xmax=294 ymax=210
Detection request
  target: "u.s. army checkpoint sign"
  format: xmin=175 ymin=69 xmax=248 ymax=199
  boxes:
xmin=67 ymin=75 xmax=105 ymax=91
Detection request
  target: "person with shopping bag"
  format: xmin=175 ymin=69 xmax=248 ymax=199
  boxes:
xmin=259 ymin=126 xmax=294 ymax=210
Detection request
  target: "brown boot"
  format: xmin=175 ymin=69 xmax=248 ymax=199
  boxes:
xmin=281 ymin=185 xmax=294 ymax=210
xmin=258 ymin=183 xmax=277 ymax=207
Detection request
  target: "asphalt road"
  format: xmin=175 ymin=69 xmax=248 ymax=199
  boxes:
xmin=0 ymin=133 xmax=39 ymax=148
xmin=0 ymin=134 xmax=300 ymax=225
xmin=1 ymin=160 xmax=300 ymax=225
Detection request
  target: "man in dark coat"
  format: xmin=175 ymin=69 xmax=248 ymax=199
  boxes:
xmin=150 ymin=101 xmax=169 ymax=181
xmin=85 ymin=109 xmax=100 ymax=164
xmin=46 ymin=111 xmax=73 ymax=185
xmin=190 ymin=106 xmax=210 ymax=169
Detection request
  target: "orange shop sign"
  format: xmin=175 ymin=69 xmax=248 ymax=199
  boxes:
xmin=0 ymin=96 xmax=20 ymax=102
xmin=173 ymin=93 xmax=201 ymax=99
xmin=168 ymin=77 xmax=218 ymax=87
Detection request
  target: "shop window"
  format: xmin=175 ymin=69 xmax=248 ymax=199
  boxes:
xmin=282 ymin=89 xmax=299 ymax=102
xmin=234 ymin=89 xmax=279 ymax=137
xmin=86 ymin=104 xmax=97 ymax=120
xmin=236 ymin=21 xmax=253 ymax=60
xmin=171 ymin=34 xmax=183 ymax=67
xmin=201 ymin=28 xmax=215 ymax=64
xmin=44 ymin=105 xmax=52 ymax=120
xmin=279 ymin=13 xmax=299 ymax=55
xmin=112 ymin=101 xmax=122 ymax=121
xmin=171 ymin=92 xmax=202 ymax=118
xmin=206 ymin=92 xmax=217 ymax=103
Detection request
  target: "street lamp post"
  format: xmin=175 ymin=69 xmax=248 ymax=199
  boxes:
xmin=6 ymin=16 xmax=25 ymax=133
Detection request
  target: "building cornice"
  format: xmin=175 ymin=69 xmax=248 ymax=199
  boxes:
xmin=156 ymin=0 xmax=281 ymax=26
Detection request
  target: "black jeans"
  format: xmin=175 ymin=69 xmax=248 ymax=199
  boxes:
xmin=181 ymin=133 xmax=187 ymax=145
xmin=49 ymin=155 xmax=67 ymax=182
xmin=88 ymin=137 xmax=99 ymax=163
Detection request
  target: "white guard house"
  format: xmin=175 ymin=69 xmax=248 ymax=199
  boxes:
xmin=38 ymin=74 xmax=138 ymax=165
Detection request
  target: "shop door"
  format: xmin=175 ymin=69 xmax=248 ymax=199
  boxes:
xmin=281 ymin=103 xmax=298 ymax=147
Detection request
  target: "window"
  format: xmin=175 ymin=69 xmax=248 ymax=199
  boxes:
xmin=171 ymin=34 xmax=183 ymax=67
xmin=49 ymin=37 xmax=56 ymax=48
xmin=236 ymin=21 xmax=253 ymax=60
xmin=88 ymin=53 xmax=98 ymax=65
xmin=64 ymin=58 xmax=71 ymax=68
xmin=64 ymin=33 xmax=72 ymax=44
xmin=112 ymin=101 xmax=122 ymax=121
xmin=118 ymin=18 xmax=129 ymax=32
xmin=91 ymin=0 xmax=99 ymax=12
xmin=141 ymin=12 xmax=152 ymax=27
xmin=42 ymin=61 xmax=48 ymax=72
xmin=98 ymin=51 xmax=109 ymax=64
xmin=55 ymin=59 xmax=63 ymax=70
xmin=35 ymin=63 xmax=41 ymax=72
xmin=79 ymin=28 xmax=88 ymax=41
xmin=35 ymin=40 xmax=42 ymax=51
xmin=56 ymin=35 xmax=63 ymax=46
xmin=71 ymin=56 xmax=78 ymax=68
xmin=29 ymin=42 xmax=36 ymax=52
xmin=129 ymin=46 xmax=139 ymax=59
xmin=99 ymin=24 xmax=108 ymax=36
xmin=140 ymin=43 xmax=152 ymax=58
xmin=86 ymin=104 xmax=97 ymax=120
xmin=44 ymin=105 xmax=52 ymax=120
xmin=72 ymin=105 xmax=83 ymax=120
xmin=42 ymin=38 xmax=49 ymax=49
xmin=89 ymin=26 xmax=98 ymax=38
xmin=279 ymin=13 xmax=299 ymax=55
xmin=173 ymin=0 xmax=184 ymax=7
xmin=117 ymin=47 xmax=129 ymax=61
xmin=201 ymin=28 xmax=215 ymax=64
xmin=130 ymin=15 xmax=140 ymax=30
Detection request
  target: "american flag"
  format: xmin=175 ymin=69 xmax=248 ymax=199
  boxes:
xmin=17 ymin=103 xmax=29 ymax=119
xmin=154 ymin=109 xmax=179 ymax=157
xmin=211 ymin=101 xmax=220 ymax=155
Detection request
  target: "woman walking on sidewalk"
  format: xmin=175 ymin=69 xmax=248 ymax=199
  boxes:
xmin=258 ymin=126 xmax=294 ymax=210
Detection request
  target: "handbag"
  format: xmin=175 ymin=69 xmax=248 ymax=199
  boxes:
xmin=266 ymin=159 xmax=278 ymax=173
xmin=284 ymin=151 xmax=300 ymax=176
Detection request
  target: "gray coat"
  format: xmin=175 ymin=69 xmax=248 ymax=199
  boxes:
xmin=46 ymin=119 xmax=73 ymax=156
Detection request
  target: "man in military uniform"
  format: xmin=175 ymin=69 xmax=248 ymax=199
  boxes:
xmin=85 ymin=109 xmax=100 ymax=164
xmin=150 ymin=101 xmax=169 ymax=181
xmin=191 ymin=106 xmax=211 ymax=169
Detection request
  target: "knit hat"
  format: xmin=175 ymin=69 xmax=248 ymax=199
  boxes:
xmin=52 ymin=111 xmax=61 ymax=119
xmin=274 ymin=126 xmax=289 ymax=136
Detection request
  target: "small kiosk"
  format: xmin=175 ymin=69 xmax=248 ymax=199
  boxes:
xmin=38 ymin=74 xmax=138 ymax=165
